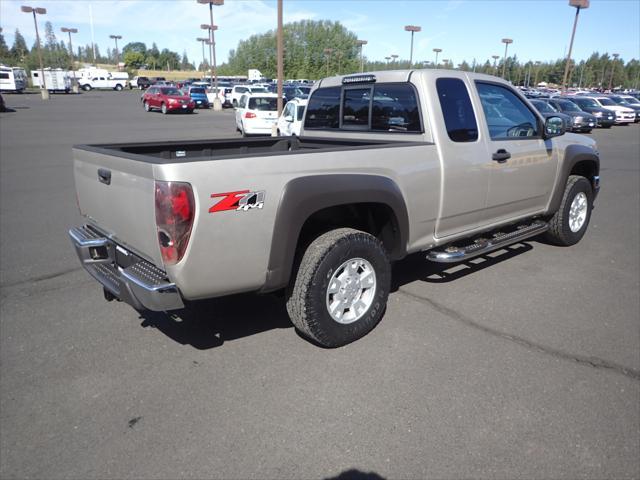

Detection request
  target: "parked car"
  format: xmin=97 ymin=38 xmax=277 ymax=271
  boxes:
xmin=150 ymin=77 xmax=166 ymax=84
xmin=142 ymin=86 xmax=195 ymax=114
xmin=568 ymin=96 xmax=615 ymax=128
xmin=69 ymin=70 xmax=600 ymax=347
xmin=185 ymin=86 xmax=210 ymax=109
xmin=230 ymin=85 xmax=268 ymax=107
xmin=585 ymin=95 xmax=635 ymax=124
xmin=528 ymin=100 xmax=572 ymax=131
xmin=130 ymin=76 xmax=151 ymax=89
xmin=235 ymin=93 xmax=278 ymax=135
xmin=608 ymin=95 xmax=640 ymax=122
xmin=545 ymin=98 xmax=597 ymax=133
xmin=277 ymin=98 xmax=307 ymax=136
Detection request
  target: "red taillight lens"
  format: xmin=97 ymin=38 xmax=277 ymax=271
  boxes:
xmin=155 ymin=181 xmax=195 ymax=266
xmin=244 ymin=111 xmax=256 ymax=119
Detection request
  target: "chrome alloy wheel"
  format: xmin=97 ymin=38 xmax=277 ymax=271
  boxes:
xmin=326 ymin=258 xmax=376 ymax=324
xmin=569 ymin=191 xmax=588 ymax=232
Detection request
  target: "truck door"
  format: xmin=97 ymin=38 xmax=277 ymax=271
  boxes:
xmin=474 ymin=81 xmax=557 ymax=224
xmin=433 ymin=77 xmax=491 ymax=238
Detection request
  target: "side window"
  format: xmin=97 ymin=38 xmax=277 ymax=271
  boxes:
xmin=436 ymin=78 xmax=478 ymax=142
xmin=1 ymin=72 xmax=11 ymax=79
xmin=476 ymin=82 xmax=539 ymax=140
xmin=371 ymin=84 xmax=421 ymax=132
xmin=296 ymin=105 xmax=305 ymax=121
xmin=304 ymin=86 xmax=340 ymax=129
xmin=283 ymin=103 xmax=292 ymax=117
xmin=239 ymin=95 xmax=247 ymax=108
xmin=342 ymin=88 xmax=370 ymax=129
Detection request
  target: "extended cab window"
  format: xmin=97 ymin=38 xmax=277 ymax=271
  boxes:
xmin=304 ymin=87 xmax=340 ymax=129
xmin=436 ymin=78 xmax=478 ymax=142
xmin=371 ymin=84 xmax=421 ymax=132
xmin=476 ymin=82 xmax=539 ymax=139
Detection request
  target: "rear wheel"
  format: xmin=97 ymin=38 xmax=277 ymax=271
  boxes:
xmin=161 ymin=103 xmax=168 ymax=114
xmin=544 ymin=175 xmax=593 ymax=246
xmin=286 ymin=228 xmax=390 ymax=348
xmin=115 ymin=84 xmax=123 ymax=91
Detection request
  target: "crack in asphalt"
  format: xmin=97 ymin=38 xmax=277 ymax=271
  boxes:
xmin=0 ymin=267 xmax=83 ymax=289
xmin=398 ymin=288 xmax=640 ymax=381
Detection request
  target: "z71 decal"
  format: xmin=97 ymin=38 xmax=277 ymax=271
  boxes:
xmin=209 ymin=190 xmax=265 ymax=213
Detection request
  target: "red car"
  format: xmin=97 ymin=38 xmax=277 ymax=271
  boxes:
xmin=142 ymin=85 xmax=195 ymax=114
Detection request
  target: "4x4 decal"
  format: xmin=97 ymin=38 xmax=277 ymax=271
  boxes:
xmin=209 ymin=190 xmax=265 ymax=213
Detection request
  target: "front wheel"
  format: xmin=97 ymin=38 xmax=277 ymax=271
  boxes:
xmin=82 ymin=84 xmax=91 ymax=91
xmin=161 ymin=103 xmax=168 ymax=114
xmin=144 ymin=101 xmax=150 ymax=112
xmin=286 ymin=228 xmax=391 ymax=348
xmin=544 ymin=175 xmax=593 ymax=246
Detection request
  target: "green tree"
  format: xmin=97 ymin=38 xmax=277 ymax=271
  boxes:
xmin=10 ymin=29 xmax=29 ymax=63
xmin=122 ymin=41 xmax=147 ymax=57
xmin=0 ymin=31 xmax=10 ymax=63
xmin=123 ymin=50 xmax=145 ymax=68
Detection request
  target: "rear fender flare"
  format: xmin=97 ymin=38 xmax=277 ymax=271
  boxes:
xmin=261 ymin=174 xmax=409 ymax=292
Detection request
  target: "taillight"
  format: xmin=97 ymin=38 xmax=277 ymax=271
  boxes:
xmin=155 ymin=181 xmax=195 ymax=266
xmin=244 ymin=111 xmax=256 ymax=119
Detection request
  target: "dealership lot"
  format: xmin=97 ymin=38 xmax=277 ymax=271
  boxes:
xmin=1 ymin=90 xmax=638 ymax=479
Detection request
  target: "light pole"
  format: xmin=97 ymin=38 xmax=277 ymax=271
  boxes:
xmin=196 ymin=37 xmax=208 ymax=71
xmin=404 ymin=25 xmax=421 ymax=68
xmin=562 ymin=0 xmax=589 ymax=92
xmin=324 ymin=48 xmax=333 ymax=76
xmin=492 ymin=55 xmax=500 ymax=75
xmin=335 ymin=50 xmax=343 ymax=75
xmin=21 ymin=5 xmax=48 ymax=99
xmin=608 ymin=53 xmax=619 ymax=91
xmin=525 ymin=61 xmax=532 ymax=87
xmin=61 ymin=27 xmax=78 ymax=93
xmin=276 ymin=0 xmax=283 ymax=117
xmin=442 ymin=59 xmax=449 ymax=70
xmin=200 ymin=25 xmax=215 ymax=85
xmin=433 ymin=48 xmax=442 ymax=68
xmin=109 ymin=34 xmax=122 ymax=69
xmin=533 ymin=60 xmax=541 ymax=86
xmin=501 ymin=38 xmax=513 ymax=79
xmin=356 ymin=39 xmax=367 ymax=73
xmin=384 ymin=56 xmax=391 ymax=69
xmin=198 ymin=0 xmax=224 ymax=111
xmin=390 ymin=54 xmax=398 ymax=68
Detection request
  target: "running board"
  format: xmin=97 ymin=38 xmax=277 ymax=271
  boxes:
xmin=427 ymin=221 xmax=549 ymax=263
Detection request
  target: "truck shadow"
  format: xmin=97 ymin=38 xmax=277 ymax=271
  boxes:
xmin=140 ymin=242 xmax=533 ymax=349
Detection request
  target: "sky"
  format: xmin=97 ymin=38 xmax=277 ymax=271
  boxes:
xmin=1 ymin=0 xmax=639 ymax=69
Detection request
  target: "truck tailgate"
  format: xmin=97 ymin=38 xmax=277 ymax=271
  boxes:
xmin=73 ymin=146 xmax=162 ymax=267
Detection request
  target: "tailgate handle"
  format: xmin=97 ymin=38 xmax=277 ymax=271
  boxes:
xmin=97 ymin=168 xmax=111 ymax=185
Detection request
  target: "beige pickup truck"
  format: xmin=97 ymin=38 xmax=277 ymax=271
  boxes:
xmin=69 ymin=70 xmax=600 ymax=347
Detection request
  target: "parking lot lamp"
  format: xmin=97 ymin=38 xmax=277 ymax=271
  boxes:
xmin=276 ymin=0 xmax=283 ymax=117
xmin=390 ymin=54 xmax=398 ymax=68
xmin=21 ymin=6 xmax=48 ymax=99
xmin=109 ymin=35 xmax=122 ymax=69
xmin=561 ymin=0 xmax=589 ymax=92
xmin=335 ymin=50 xmax=343 ymax=75
xmin=324 ymin=48 xmax=333 ymax=76
xmin=501 ymin=38 xmax=513 ymax=78
xmin=404 ymin=25 xmax=421 ymax=68
xmin=200 ymin=25 xmax=217 ymax=83
xmin=433 ymin=48 xmax=442 ymax=68
xmin=608 ymin=53 xmax=619 ymax=91
xmin=491 ymin=55 xmax=500 ymax=75
xmin=196 ymin=37 xmax=208 ymax=71
xmin=198 ymin=0 xmax=224 ymax=111
xmin=356 ymin=39 xmax=367 ymax=73
xmin=384 ymin=56 xmax=391 ymax=69
xmin=61 ymin=27 xmax=78 ymax=93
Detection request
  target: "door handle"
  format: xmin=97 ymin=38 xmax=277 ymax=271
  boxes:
xmin=97 ymin=168 xmax=111 ymax=185
xmin=492 ymin=149 xmax=511 ymax=163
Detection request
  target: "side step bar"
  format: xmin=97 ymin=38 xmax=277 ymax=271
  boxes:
xmin=427 ymin=221 xmax=549 ymax=263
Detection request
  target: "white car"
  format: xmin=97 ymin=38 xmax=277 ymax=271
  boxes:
xmin=589 ymin=95 xmax=635 ymax=124
xmin=277 ymin=98 xmax=307 ymax=136
xmin=235 ymin=93 xmax=278 ymax=136
xmin=230 ymin=85 xmax=269 ymax=108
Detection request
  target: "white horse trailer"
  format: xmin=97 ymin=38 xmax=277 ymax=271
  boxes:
xmin=31 ymin=69 xmax=72 ymax=93
xmin=0 ymin=65 xmax=28 ymax=92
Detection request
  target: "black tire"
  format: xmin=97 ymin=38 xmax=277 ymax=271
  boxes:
xmin=544 ymin=175 xmax=593 ymax=246
xmin=115 ymin=84 xmax=123 ymax=91
xmin=82 ymin=84 xmax=91 ymax=91
xmin=286 ymin=228 xmax=391 ymax=348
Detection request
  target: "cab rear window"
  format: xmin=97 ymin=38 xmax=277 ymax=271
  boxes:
xmin=304 ymin=83 xmax=422 ymax=133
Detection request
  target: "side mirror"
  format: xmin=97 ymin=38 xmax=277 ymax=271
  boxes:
xmin=284 ymin=115 xmax=294 ymax=123
xmin=544 ymin=116 xmax=566 ymax=138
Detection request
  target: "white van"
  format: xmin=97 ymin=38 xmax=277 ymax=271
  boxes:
xmin=0 ymin=65 xmax=28 ymax=92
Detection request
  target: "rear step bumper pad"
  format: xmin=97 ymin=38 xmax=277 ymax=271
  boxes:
xmin=427 ymin=221 xmax=549 ymax=263
xmin=68 ymin=226 xmax=184 ymax=311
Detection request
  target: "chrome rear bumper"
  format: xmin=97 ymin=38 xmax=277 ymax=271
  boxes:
xmin=68 ymin=225 xmax=184 ymax=311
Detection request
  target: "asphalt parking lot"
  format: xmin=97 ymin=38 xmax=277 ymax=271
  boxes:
xmin=1 ymin=89 xmax=639 ymax=479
